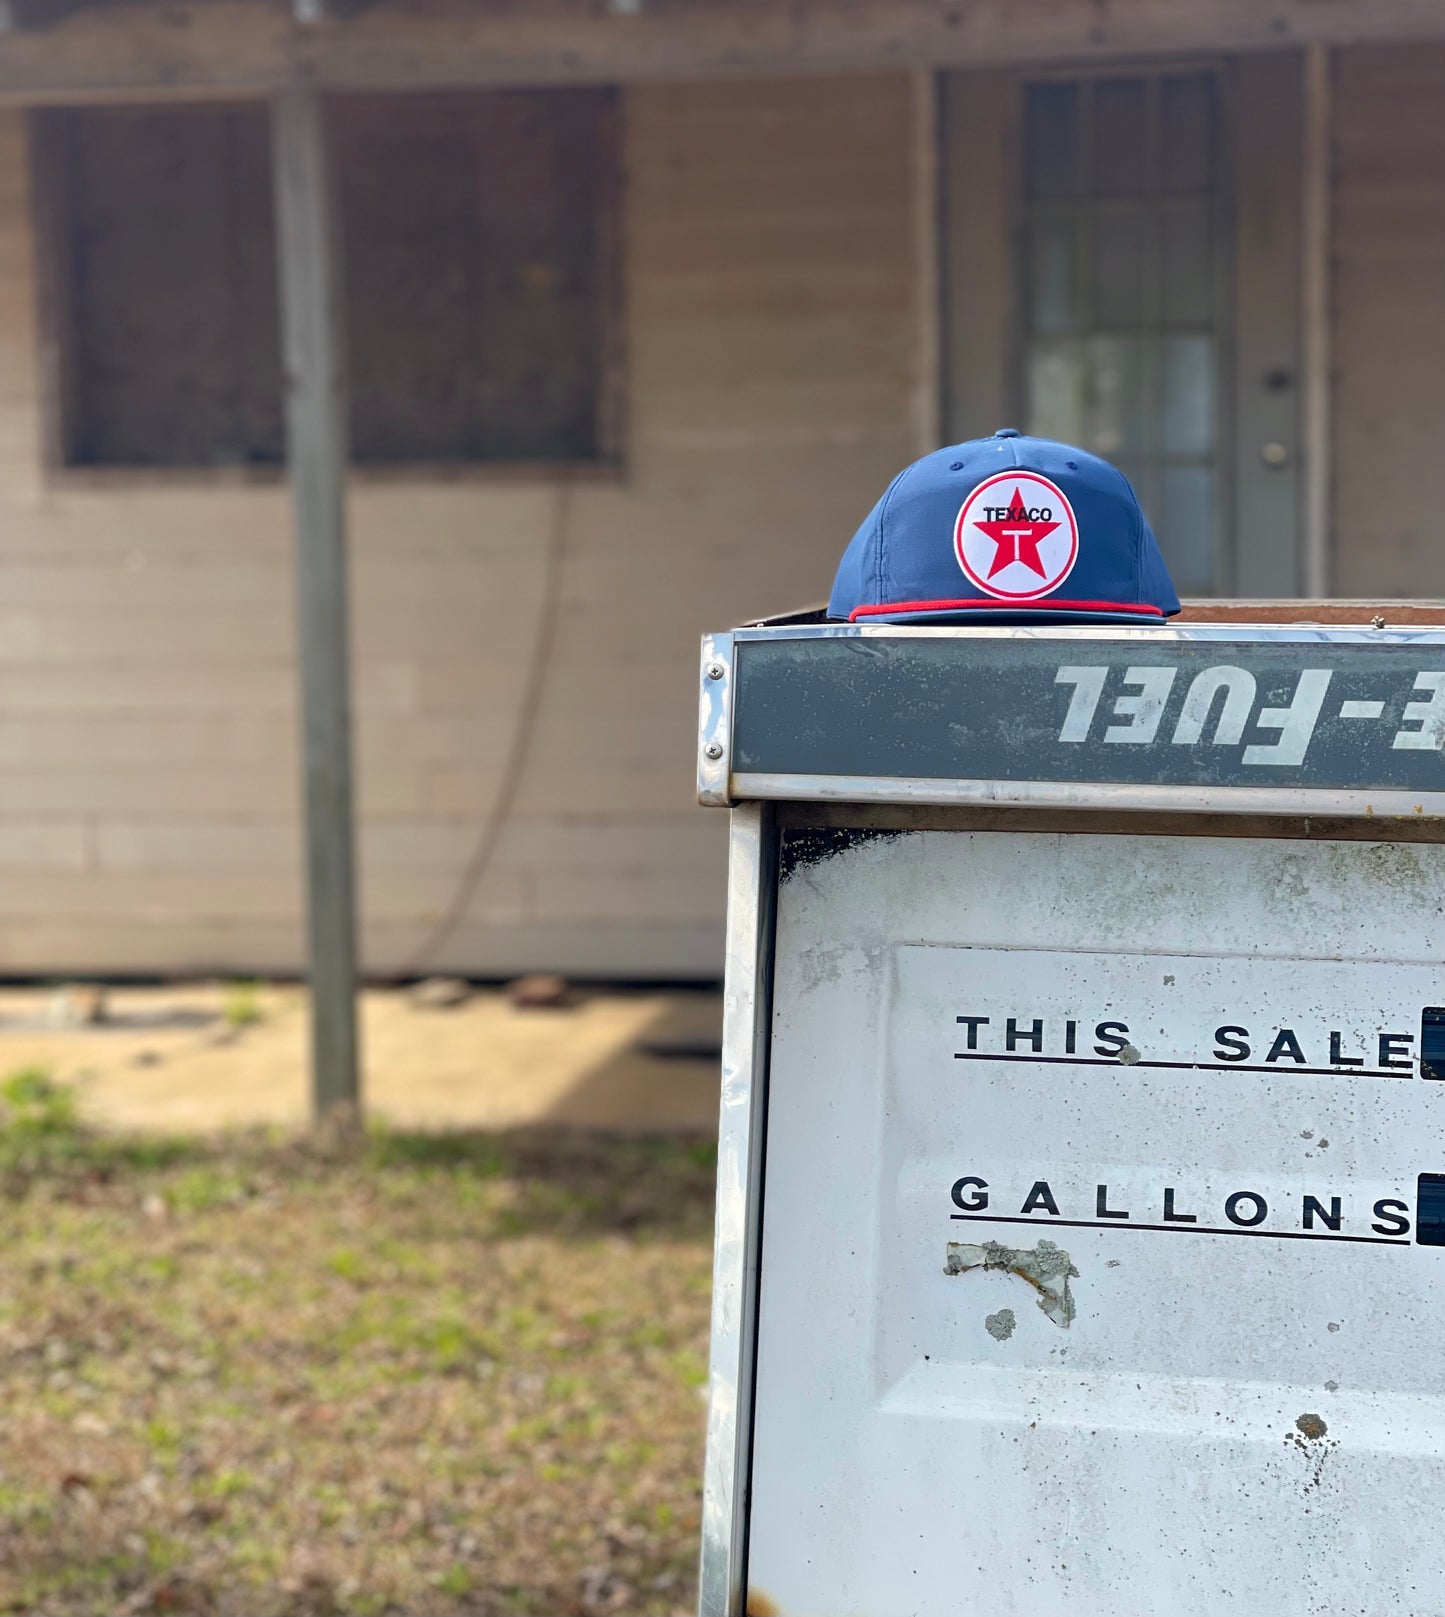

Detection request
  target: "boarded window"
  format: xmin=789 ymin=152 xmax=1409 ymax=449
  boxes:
xmin=32 ymin=89 xmax=619 ymax=469
xmin=37 ymin=103 xmax=282 ymax=468
xmin=333 ymin=92 xmax=615 ymax=464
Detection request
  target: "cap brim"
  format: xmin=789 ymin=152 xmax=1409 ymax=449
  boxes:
xmin=845 ymin=598 xmax=1172 ymax=628
xmin=857 ymin=608 xmax=1169 ymax=627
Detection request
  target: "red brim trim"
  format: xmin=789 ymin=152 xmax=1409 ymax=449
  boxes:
xmin=849 ymin=597 xmax=1166 ymax=621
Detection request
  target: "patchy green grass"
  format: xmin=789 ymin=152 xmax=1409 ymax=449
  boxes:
xmin=0 ymin=1082 xmax=716 ymax=1616
xmin=220 ymin=981 xmax=266 ymax=1032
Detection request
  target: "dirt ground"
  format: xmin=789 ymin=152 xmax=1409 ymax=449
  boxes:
xmin=0 ymin=983 xmax=723 ymax=1136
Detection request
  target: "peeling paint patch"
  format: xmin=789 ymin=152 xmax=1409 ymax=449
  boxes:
xmin=945 ymin=1238 xmax=1078 ymax=1328
xmin=984 ymin=1307 xmax=1016 ymax=1341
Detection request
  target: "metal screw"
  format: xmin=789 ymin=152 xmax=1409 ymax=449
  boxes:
xmin=703 ymin=742 xmax=723 ymax=760
xmin=706 ymin=662 xmax=725 ymax=680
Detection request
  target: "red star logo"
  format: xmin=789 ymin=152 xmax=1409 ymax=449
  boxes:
xmin=970 ymin=485 xmax=1061 ymax=579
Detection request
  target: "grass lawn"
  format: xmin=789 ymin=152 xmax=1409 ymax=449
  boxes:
xmin=0 ymin=1073 xmax=715 ymax=1616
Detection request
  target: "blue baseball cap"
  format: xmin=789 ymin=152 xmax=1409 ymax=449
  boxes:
xmin=828 ymin=429 xmax=1181 ymax=625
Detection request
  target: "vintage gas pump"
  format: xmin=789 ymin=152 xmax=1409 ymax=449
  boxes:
xmin=696 ymin=606 xmax=1445 ymax=1617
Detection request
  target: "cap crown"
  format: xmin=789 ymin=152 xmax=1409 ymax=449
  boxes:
xmin=829 ymin=430 xmax=1181 ymax=625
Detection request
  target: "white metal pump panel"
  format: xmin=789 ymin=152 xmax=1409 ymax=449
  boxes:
xmin=747 ymin=828 xmax=1445 ymax=1617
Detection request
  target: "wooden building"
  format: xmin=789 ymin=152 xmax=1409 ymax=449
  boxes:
xmin=0 ymin=0 xmax=1441 ymax=985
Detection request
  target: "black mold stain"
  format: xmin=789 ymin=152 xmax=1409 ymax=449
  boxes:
xmin=779 ymin=827 xmax=907 ymax=880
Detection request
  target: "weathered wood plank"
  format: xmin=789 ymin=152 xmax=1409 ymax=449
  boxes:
xmin=1 ymin=0 xmax=1445 ymax=101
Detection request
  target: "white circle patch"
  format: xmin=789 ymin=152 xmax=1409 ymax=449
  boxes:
xmin=954 ymin=470 xmax=1079 ymax=601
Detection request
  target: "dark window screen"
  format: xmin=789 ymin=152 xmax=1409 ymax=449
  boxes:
xmin=35 ymin=89 xmax=617 ymax=469
xmin=47 ymin=103 xmax=282 ymax=468
xmin=334 ymin=89 xmax=614 ymax=464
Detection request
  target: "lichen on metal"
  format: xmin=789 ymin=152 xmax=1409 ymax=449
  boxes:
xmin=984 ymin=1307 xmax=1016 ymax=1341
xmin=944 ymin=1238 xmax=1079 ymax=1328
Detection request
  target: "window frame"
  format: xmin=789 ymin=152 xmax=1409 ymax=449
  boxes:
xmin=26 ymin=90 xmax=627 ymax=487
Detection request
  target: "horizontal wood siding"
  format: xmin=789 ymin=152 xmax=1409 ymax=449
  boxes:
xmin=0 ymin=76 xmax=915 ymax=977
xmin=1332 ymin=45 xmax=1445 ymax=595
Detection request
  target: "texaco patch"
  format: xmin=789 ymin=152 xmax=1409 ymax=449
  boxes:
xmin=954 ymin=470 xmax=1079 ymax=601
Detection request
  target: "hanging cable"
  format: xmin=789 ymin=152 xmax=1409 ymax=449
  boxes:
xmin=391 ymin=476 xmax=573 ymax=980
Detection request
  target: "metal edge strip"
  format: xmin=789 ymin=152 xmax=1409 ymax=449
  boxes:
xmin=729 ymin=624 xmax=1445 ymax=646
xmin=698 ymin=803 xmax=777 ymax=1617
xmin=698 ymin=632 xmax=735 ymax=807
xmin=729 ymin=773 xmax=1445 ymax=820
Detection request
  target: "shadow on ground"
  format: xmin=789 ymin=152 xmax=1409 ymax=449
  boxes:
xmin=529 ymin=989 xmax=722 ymax=1133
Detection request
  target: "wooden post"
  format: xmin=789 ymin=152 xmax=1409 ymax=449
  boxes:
xmin=271 ymin=82 xmax=361 ymax=1121
xmin=910 ymin=68 xmax=941 ymax=457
